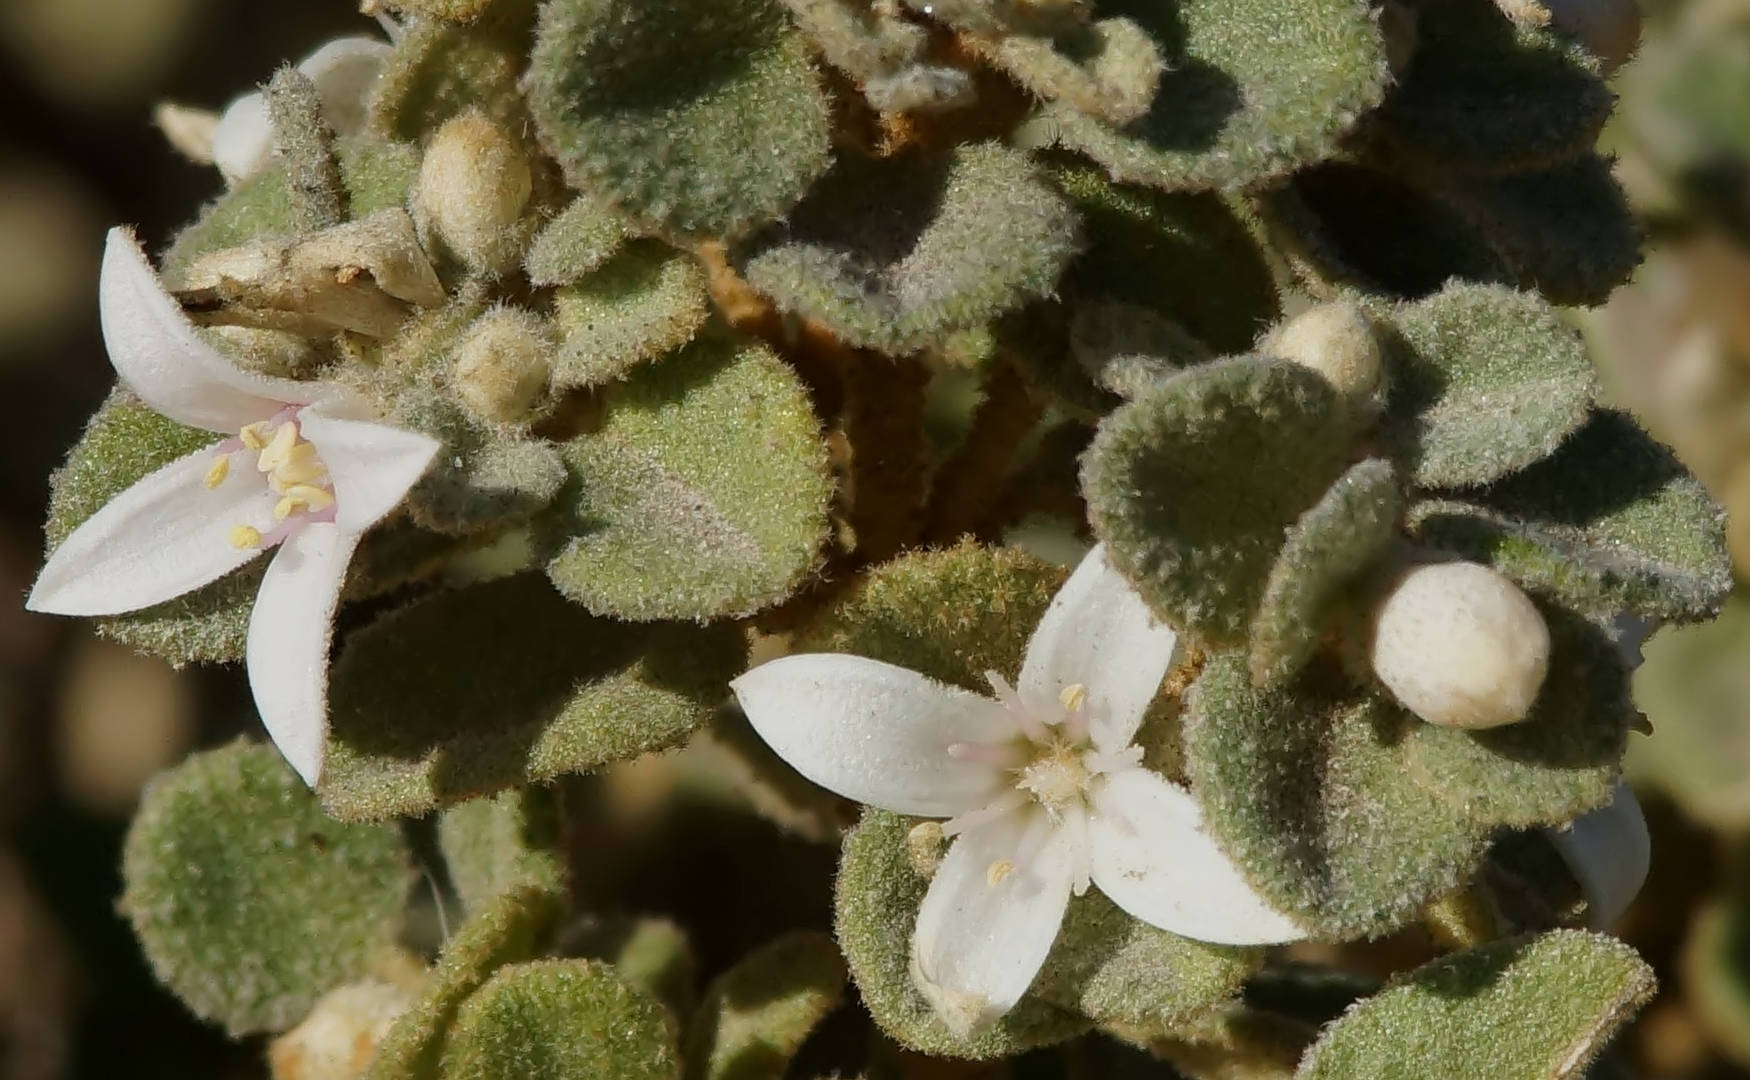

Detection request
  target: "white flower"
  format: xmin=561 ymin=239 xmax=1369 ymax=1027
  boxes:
xmin=212 ymin=37 xmax=393 ymax=185
xmin=731 ymin=545 xmax=1304 ymax=1035
xmin=1547 ymin=782 xmax=1650 ymax=930
xmin=27 ymin=228 xmax=440 ymax=787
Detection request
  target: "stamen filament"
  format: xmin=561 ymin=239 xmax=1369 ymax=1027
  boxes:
xmin=941 ymin=789 xmax=1029 ymax=837
xmin=985 ymin=670 xmax=1048 ymax=742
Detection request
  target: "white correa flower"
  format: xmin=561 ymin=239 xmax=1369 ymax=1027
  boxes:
xmin=732 ymin=545 xmax=1305 ymax=1035
xmin=26 ymin=228 xmax=440 ymax=787
xmin=212 ymin=37 xmax=393 ymax=185
xmin=1547 ymin=782 xmax=1650 ymax=930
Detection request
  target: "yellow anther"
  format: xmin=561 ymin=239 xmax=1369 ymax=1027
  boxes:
xmin=1058 ymin=683 xmax=1088 ymax=714
xmin=267 ymin=442 xmax=327 ymax=491
xmin=285 ymin=483 xmax=335 ymax=511
xmin=986 ymin=860 xmax=1016 ymax=887
xmin=229 ymin=524 xmax=263 ymax=549
xmin=273 ymin=496 xmax=297 ymax=521
xmin=202 ymin=456 xmax=231 ymax=489
xmin=238 ymin=421 xmax=272 ymax=450
xmin=256 ymin=421 xmax=300 ymax=472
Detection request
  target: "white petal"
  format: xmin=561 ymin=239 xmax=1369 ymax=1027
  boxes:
xmin=100 ymin=228 xmax=318 ymax=431
xmin=298 ymin=37 xmax=392 ymax=136
xmin=731 ymin=654 xmax=1017 ymax=817
xmin=26 ymin=444 xmax=274 ymax=616
xmin=1088 ymin=768 xmax=1304 ymax=945
xmin=1547 ymin=783 xmax=1649 ymax=930
xmin=1018 ymin=543 xmax=1178 ymax=750
xmin=296 ymin=410 xmax=441 ymax=534
xmin=247 ymin=523 xmax=357 ymax=786
xmin=211 ymin=90 xmax=273 ymax=184
xmin=910 ymin=810 xmax=1074 ymax=1035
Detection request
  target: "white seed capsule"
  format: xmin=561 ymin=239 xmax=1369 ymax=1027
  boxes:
xmin=1369 ymin=561 xmax=1550 ymax=729
xmin=1264 ymin=301 xmax=1386 ymax=422
xmin=453 ymin=308 xmax=554 ymax=424
xmin=414 ymin=110 xmax=533 ymax=276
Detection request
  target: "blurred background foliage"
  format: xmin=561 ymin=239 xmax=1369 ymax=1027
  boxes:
xmin=5 ymin=0 xmax=1750 ymax=1077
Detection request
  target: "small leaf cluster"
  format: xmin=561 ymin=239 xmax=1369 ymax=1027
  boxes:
xmin=51 ymin=0 xmax=1721 ymax=1073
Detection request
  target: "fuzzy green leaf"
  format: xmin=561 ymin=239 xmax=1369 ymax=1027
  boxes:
xmin=835 ymin=809 xmax=1090 ymax=1058
xmin=1035 ymin=0 xmax=1388 ymax=191
xmin=396 ymin=391 xmax=567 ymax=535
xmin=1052 ymin=164 xmax=1278 ymax=355
xmin=43 ymin=390 xmax=262 ymax=664
xmin=367 ymin=885 xmax=570 ymax=1080
xmin=1407 ymin=412 xmax=1731 ymax=622
xmin=543 ymin=335 xmax=831 ymax=620
xmin=440 ymin=960 xmax=681 ymax=1080
xmin=1443 ymin=153 xmax=1642 ymax=308
xmin=563 ymin=916 xmax=698 ymax=1021
xmin=1384 ymin=283 xmax=1597 ymax=489
xmin=683 ymin=932 xmax=846 ymax=1080
xmin=1631 ymin=596 xmax=1750 ymax=828
xmin=1296 ymin=931 xmax=1655 ymax=1080
xmin=527 ymin=0 xmax=831 ymax=238
xmin=1257 ymin=162 xmax=1509 ymax=300
xmin=322 ymin=573 xmax=744 ymax=821
xmin=1402 ymin=607 xmax=1631 ymax=828
xmin=371 ymin=0 xmax=537 ymax=141
xmin=525 ymin=194 xmax=632 ymax=287
xmin=979 ymin=18 xmax=1164 ymax=127
xmin=1249 ymin=458 xmax=1399 ymax=690
xmin=1376 ymin=0 xmax=1612 ymax=173
xmin=120 ymin=742 xmax=409 ymax=1035
xmin=1185 ymin=657 xmax=1489 ymax=940
xmin=1083 ymin=356 xmax=1353 ymax=646
xmin=1031 ymin=889 xmax=1259 ymax=1032
xmin=551 ymin=242 xmax=711 ymax=389
xmin=438 ymin=788 xmax=568 ymax=916
xmin=164 ymin=137 xmax=421 ymax=285
xmin=740 ymin=142 xmax=1080 ymax=354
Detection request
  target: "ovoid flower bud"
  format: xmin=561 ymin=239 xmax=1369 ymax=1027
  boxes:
xmin=1542 ymin=0 xmax=1641 ymax=75
xmin=453 ymin=308 xmax=554 ymax=424
xmin=1265 ymin=301 xmax=1386 ymax=421
xmin=415 ymin=110 xmax=533 ymax=276
xmin=268 ymin=978 xmax=414 ymax=1080
xmin=1369 ymin=561 xmax=1550 ymax=729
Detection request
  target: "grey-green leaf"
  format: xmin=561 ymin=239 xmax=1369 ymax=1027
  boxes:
xmin=121 ymin=742 xmax=409 ymax=1035
xmin=440 ymin=960 xmax=681 ymax=1080
xmin=438 ymin=788 xmax=568 ymax=916
xmin=1184 ymin=657 xmax=1489 ymax=940
xmin=682 ymin=932 xmax=846 ymax=1080
xmin=1383 ymin=282 xmax=1597 ymax=489
xmin=543 ymin=335 xmax=831 ymax=621
xmin=740 ymin=142 xmax=1080 ymax=355
xmin=1249 ymin=458 xmax=1400 ymax=690
xmin=370 ymin=0 xmax=538 ymax=141
xmin=1296 ymin=931 xmax=1656 ymax=1080
xmin=322 ymin=573 xmax=744 ymax=821
xmin=524 ymin=194 xmax=631 ymax=287
xmin=1406 ymin=412 xmax=1731 ymax=622
xmin=1034 ymin=0 xmax=1388 ymax=191
xmin=527 ymin=0 xmax=832 ymax=238
xmin=551 ymin=242 xmax=711 ymax=390
xmin=1083 ymin=356 xmax=1353 ymax=646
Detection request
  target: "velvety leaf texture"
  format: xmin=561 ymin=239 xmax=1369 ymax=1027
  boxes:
xmin=527 ymin=0 xmax=832 ymax=237
xmin=1083 ymin=356 xmax=1353 ymax=646
xmin=543 ymin=335 xmax=832 ymax=621
xmin=682 ymin=932 xmax=846 ymax=1080
xmin=322 ymin=573 xmax=744 ymax=821
xmin=1037 ymin=0 xmax=1389 ymax=191
xmin=121 ymin=742 xmax=409 ymax=1035
xmin=551 ymin=242 xmax=711 ymax=389
xmin=1297 ymin=931 xmax=1655 ymax=1080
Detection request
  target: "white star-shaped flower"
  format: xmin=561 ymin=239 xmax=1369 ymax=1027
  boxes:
xmin=212 ymin=36 xmax=393 ymax=185
xmin=27 ymin=228 xmax=440 ymax=787
xmin=732 ymin=545 xmax=1305 ymax=1035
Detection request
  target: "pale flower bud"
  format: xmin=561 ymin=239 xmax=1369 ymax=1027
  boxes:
xmin=415 ymin=110 xmax=534 ymax=276
xmin=269 ymin=978 xmax=414 ymax=1080
xmin=1264 ymin=301 xmax=1386 ymax=422
xmin=453 ymin=308 xmax=554 ymax=424
xmin=1369 ymin=560 xmax=1550 ymax=729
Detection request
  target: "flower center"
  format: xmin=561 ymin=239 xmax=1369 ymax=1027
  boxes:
xmin=1015 ymin=740 xmax=1090 ymax=812
xmin=205 ymin=408 xmax=336 ymax=549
